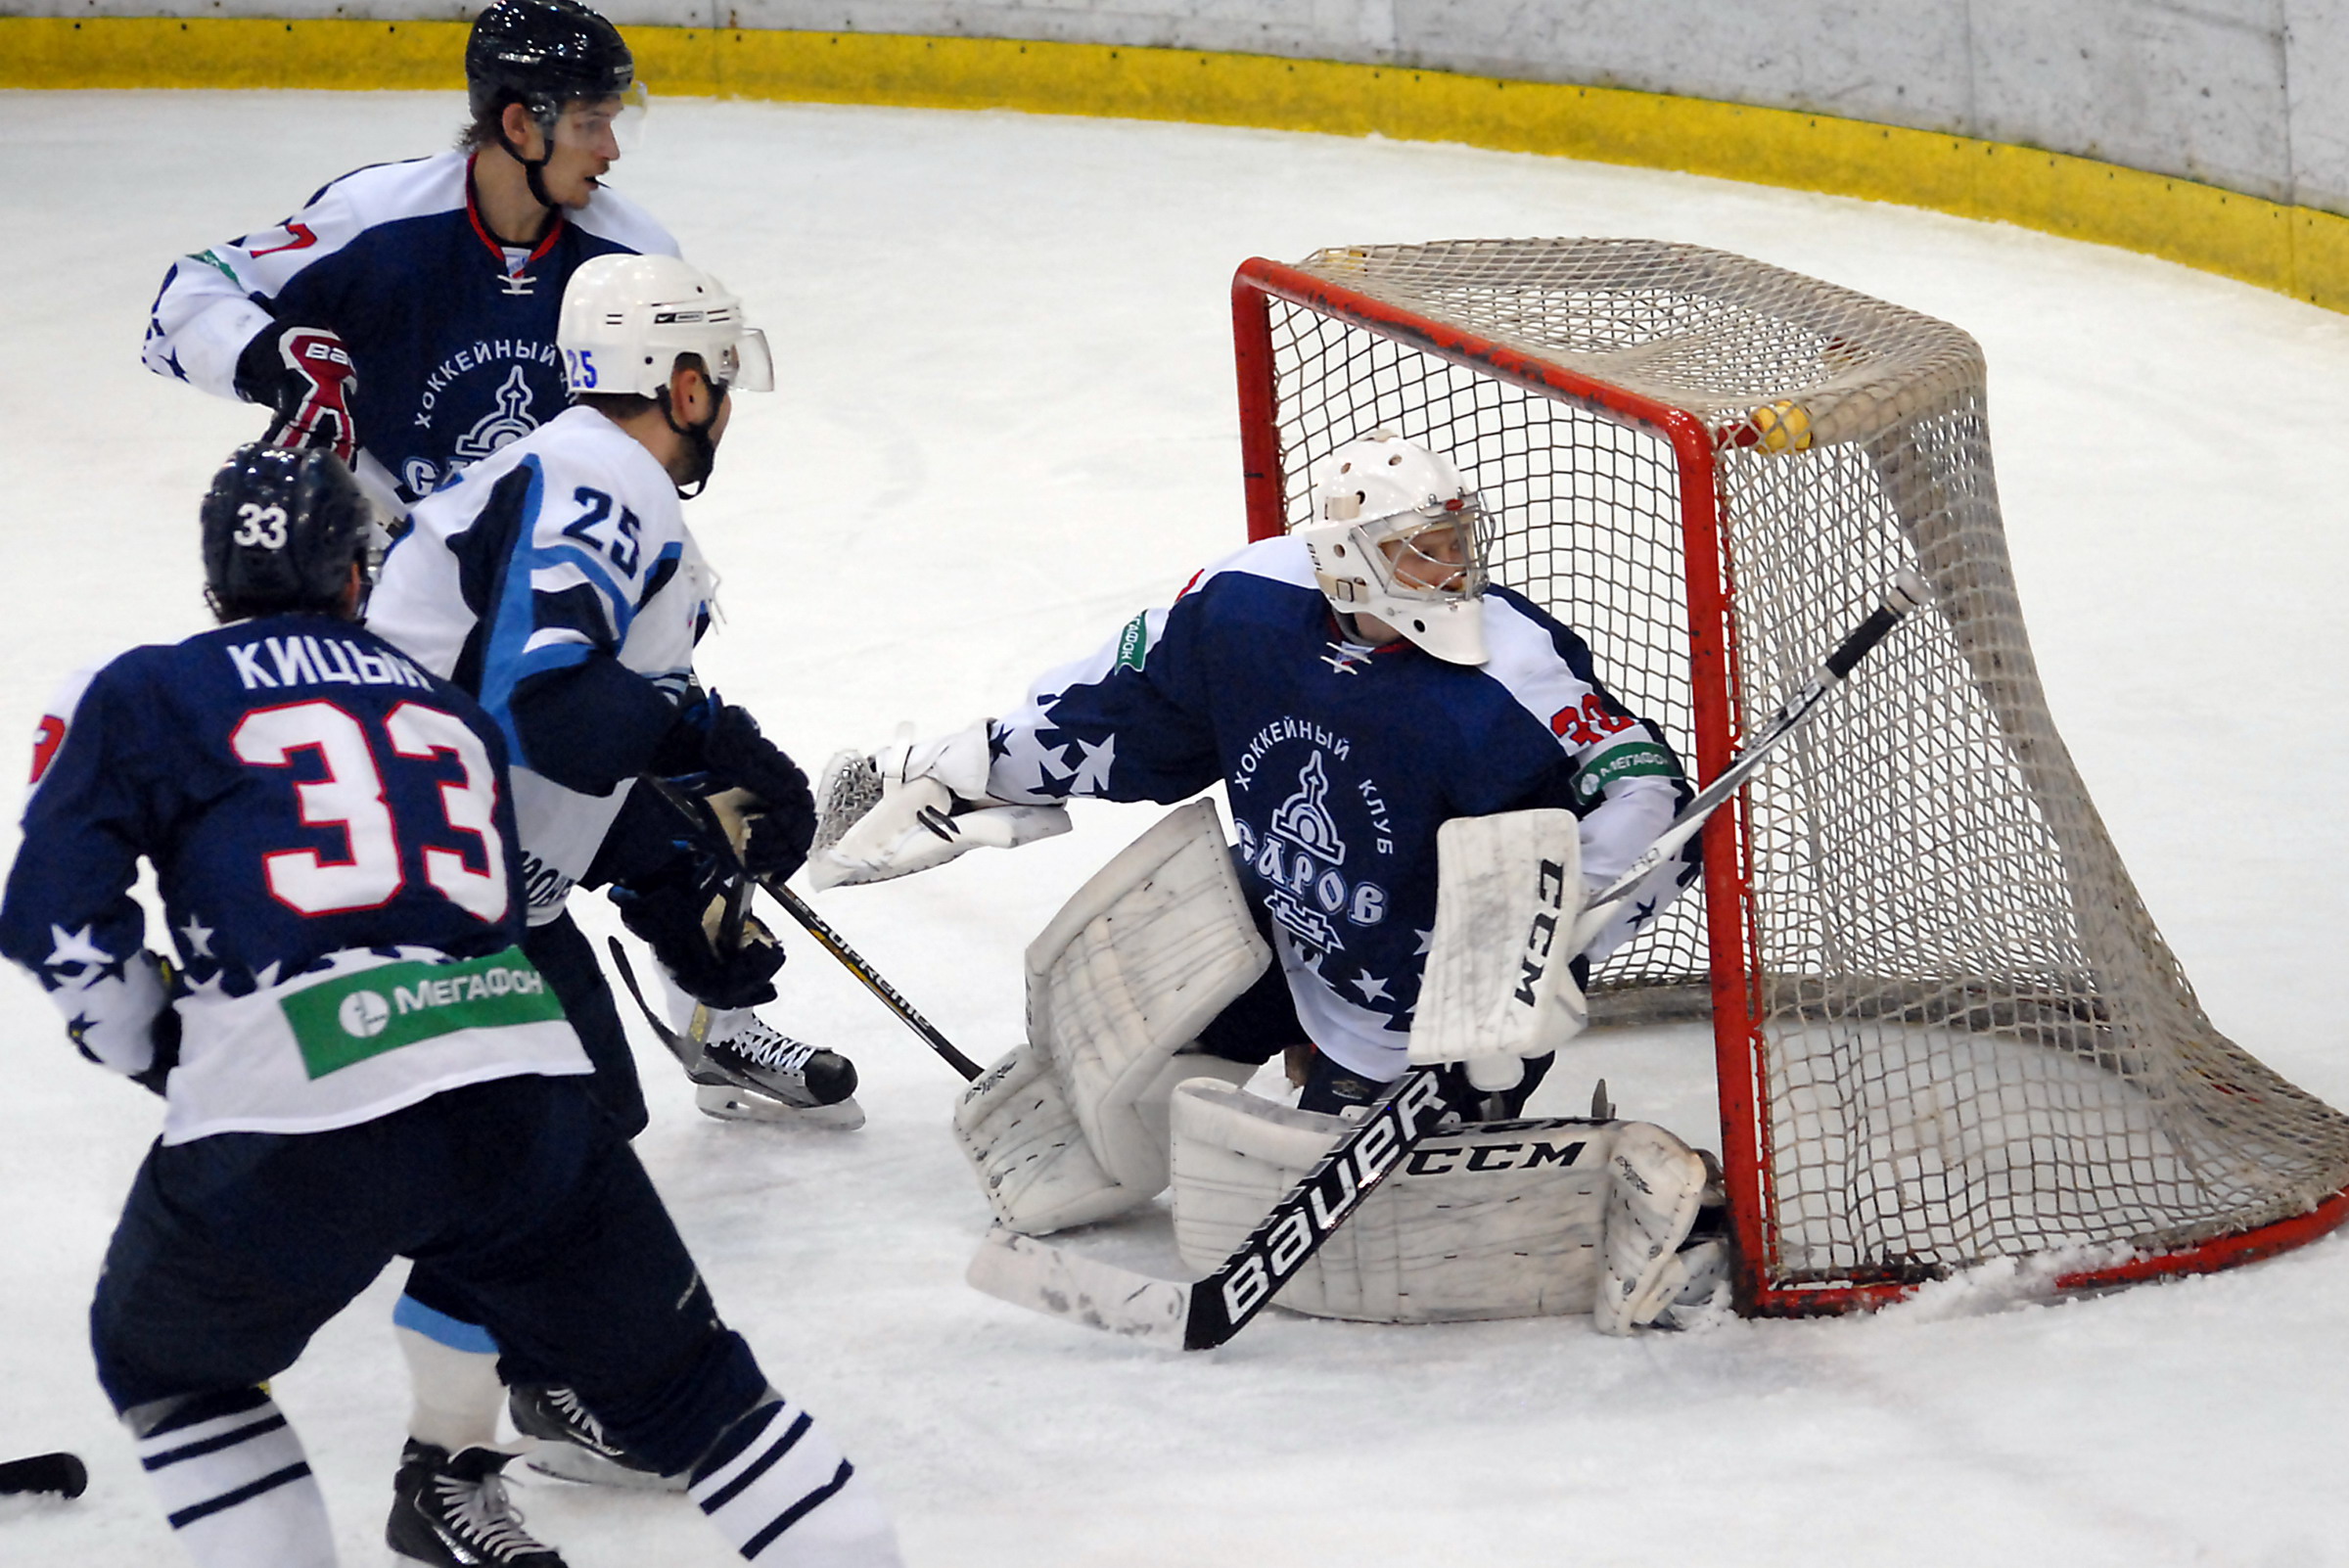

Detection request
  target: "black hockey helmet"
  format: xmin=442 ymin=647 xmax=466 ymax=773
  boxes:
xmin=200 ymin=444 xmax=372 ymax=620
xmin=465 ymin=0 xmax=634 ymax=126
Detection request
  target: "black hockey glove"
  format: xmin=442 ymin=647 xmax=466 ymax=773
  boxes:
xmin=133 ymin=1003 xmax=182 ymax=1099
xmin=655 ymin=695 xmax=817 ymax=884
xmin=234 ymin=322 xmax=360 ymax=466
xmin=607 ymin=851 xmax=785 ymax=1011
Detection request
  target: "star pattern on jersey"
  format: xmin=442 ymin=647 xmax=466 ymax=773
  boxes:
xmin=996 ymin=725 xmax=1073 ymax=792
xmin=177 ymin=913 xmax=217 ymax=960
xmin=1350 ymin=969 xmax=1393 ymax=1004
xmin=1068 ymin=735 xmax=1117 ymax=795
xmin=180 ymin=968 xmax=231 ymax=1004
xmin=43 ymin=924 xmax=124 ymax=989
xmin=1412 ymin=927 xmax=1434 ymax=956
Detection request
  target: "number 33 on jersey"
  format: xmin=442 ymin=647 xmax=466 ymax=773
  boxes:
xmin=0 ymin=612 xmax=589 ymax=1144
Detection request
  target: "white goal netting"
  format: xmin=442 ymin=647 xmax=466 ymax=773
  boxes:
xmin=1241 ymin=237 xmax=2349 ymax=1303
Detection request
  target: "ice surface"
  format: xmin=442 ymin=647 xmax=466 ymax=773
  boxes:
xmin=2 ymin=88 xmax=2346 ymax=1566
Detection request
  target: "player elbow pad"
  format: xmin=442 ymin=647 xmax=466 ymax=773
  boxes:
xmin=509 ymin=660 xmax=679 ymax=795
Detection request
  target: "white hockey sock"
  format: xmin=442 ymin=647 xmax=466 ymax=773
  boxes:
xmin=394 ymin=1321 xmax=506 ymax=1453
xmin=653 ymin=957 xmax=723 ymax=1038
xmin=132 ymin=1388 xmax=335 ymax=1568
xmin=690 ymin=1397 xmax=900 ymax=1566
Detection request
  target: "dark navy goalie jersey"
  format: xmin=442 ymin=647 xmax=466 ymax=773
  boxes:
xmin=0 ymin=614 xmax=590 ymax=1143
xmin=984 ymin=535 xmax=1696 ymax=1082
xmin=141 ymin=151 xmax=677 ymax=507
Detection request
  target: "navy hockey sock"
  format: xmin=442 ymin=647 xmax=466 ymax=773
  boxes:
xmin=128 ymin=1387 xmax=334 ymax=1568
xmin=688 ymin=1395 xmax=898 ymax=1565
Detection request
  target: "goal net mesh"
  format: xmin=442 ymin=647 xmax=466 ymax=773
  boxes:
xmin=1249 ymin=238 xmax=2349 ymax=1295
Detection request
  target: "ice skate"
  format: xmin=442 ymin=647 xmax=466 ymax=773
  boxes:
xmin=507 ymin=1383 xmax=686 ymax=1493
xmin=387 ymin=1440 xmax=567 ymax=1568
xmin=693 ymin=1008 xmax=866 ymax=1130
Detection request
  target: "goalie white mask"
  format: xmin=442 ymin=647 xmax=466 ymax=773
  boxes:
xmin=1292 ymin=432 xmax=1492 ymax=665
xmin=558 ymin=254 xmax=776 ymax=399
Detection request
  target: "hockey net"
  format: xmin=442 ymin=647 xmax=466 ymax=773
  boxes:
xmin=1231 ymin=238 xmax=2349 ymax=1313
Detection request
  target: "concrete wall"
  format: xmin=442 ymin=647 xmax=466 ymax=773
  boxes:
xmin=19 ymin=0 xmax=2349 ymax=215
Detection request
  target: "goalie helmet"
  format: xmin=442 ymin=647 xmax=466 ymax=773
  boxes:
xmin=199 ymin=443 xmax=372 ymax=620
xmin=466 ymin=0 xmax=637 ymax=127
xmin=558 ymin=254 xmax=775 ymax=400
xmin=1292 ymin=432 xmax=1493 ymax=665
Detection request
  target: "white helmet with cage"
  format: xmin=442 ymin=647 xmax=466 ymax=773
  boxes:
xmin=558 ymin=254 xmax=775 ymax=399
xmin=1292 ymin=431 xmax=1492 ymax=665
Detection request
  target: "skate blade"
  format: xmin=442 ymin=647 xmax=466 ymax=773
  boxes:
xmin=523 ymin=1441 xmax=688 ymax=1492
xmin=694 ymin=1083 xmax=867 ymax=1130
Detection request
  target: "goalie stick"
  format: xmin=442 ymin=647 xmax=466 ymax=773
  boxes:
xmin=641 ymin=776 xmax=985 ymax=1082
xmin=0 ymin=1451 xmax=87 ymax=1499
xmin=966 ymin=570 xmax=1931 ymax=1350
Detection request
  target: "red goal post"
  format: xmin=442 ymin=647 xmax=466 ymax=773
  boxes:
xmin=1228 ymin=242 xmax=2349 ymax=1314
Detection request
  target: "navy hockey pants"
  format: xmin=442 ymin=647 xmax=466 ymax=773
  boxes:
xmin=91 ymin=1073 xmax=765 ymax=1477
xmin=1197 ymin=945 xmax=1577 ymax=1120
xmin=396 ymin=908 xmax=648 ymax=1357
xmin=523 ymin=907 xmax=646 ymax=1139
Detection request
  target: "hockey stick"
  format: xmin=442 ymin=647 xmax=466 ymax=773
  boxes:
xmin=604 ymin=935 xmax=717 ymax=1074
xmin=966 ymin=570 xmax=1931 ymax=1350
xmin=0 ymin=1451 xmax=87 ymax=1499
xmin=640 ymin=776 xmax=985 ymax=1082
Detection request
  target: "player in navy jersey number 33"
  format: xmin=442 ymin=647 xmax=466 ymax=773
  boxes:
xmin=0 ymin=447 xmax=898 ymax=1568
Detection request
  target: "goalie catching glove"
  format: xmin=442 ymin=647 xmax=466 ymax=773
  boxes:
xmin=806 ymin=720 xmax=1069 ymax=891
xmin=235 ymin=322 xmax=360 ymax=467
xmin=1408 ymin=808 xmax=1590 ymax=1093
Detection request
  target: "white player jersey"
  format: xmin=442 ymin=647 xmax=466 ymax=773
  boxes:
xmin=366 ymin=406 xmax=712 ymax=924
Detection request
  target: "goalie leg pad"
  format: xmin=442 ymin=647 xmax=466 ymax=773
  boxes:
xmin=1027 ymin=799 xmax=1272 ymax=1198
xmin=1594 ymin=1121 xmax=1710 ymax=1335
xmin=952 ymin=1044 xmax=1140 ymax=1235
xmin=1170 ymin=1079 xmax=1618 ymax=1322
